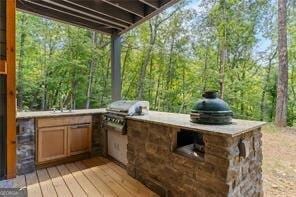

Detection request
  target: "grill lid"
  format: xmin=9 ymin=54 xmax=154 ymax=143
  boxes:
xmin=106 ymin=100 xmax=149 ymax=116
xmin=107 ymin=100 xmax=138 ymax=113
xmin=191 ymin=91 xmax=231 ymax=113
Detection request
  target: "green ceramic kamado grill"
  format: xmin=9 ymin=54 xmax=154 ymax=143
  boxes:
xmin=190 ymin=91 xmax=233 ymax=125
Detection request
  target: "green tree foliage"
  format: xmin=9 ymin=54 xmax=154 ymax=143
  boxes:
xmin=16 ymin=0 xmax=296 ymax=126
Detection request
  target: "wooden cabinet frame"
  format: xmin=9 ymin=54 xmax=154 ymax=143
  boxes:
xmin=36 ymin=117 xmax=92 ymax=165
xmin=0 ymin=60 xmax=7 ymax=74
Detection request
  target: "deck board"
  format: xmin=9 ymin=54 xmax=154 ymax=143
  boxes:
xmin=47 ymin=167 xmax=72 ymax=197
xmin=83 ymin=159 xmax=135 ymax=197
xmin=25 ymin=172 xmax=43 ymax=197
xmin=107 ymin=162 xmax=156 ymax=197
xmin=37 ymin=169 xmax=58 ymax=197
xmin=0 ymin=157 xmax=157 ymax=197
xmin=75 ymin=161 xmax=117 ymax=197
xmin=57 ymin=165 xmax=87 ymax=197
xmin=65 ymin=163 xmax=102 ymax=197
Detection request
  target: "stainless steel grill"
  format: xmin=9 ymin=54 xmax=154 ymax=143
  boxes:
xmin=104 ymin=100 xmax=149 ymax=134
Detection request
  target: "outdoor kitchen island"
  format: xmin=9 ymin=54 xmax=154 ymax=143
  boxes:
xmin=126 ymin=111 xmax=265 ymax=197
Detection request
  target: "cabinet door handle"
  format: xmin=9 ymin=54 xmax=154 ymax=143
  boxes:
xmin=70 ymin=124 xmax=90 ymax=129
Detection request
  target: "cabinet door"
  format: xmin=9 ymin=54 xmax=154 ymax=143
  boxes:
xmin=68 ymin=124 xmax=91 ymax=156
xmin=38 ymin=126 xmax=67 ymax=163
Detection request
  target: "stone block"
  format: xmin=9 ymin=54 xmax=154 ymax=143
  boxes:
xmin=145 ymin=142 xmax=169 ymax=156
xmin=205 ymin=144 xmax=239 ymax=159
xmin=128 ymin=127 xmax=148 ymax=139
xmin=91 ymin=115 xmax=104 ymax=156
xmin=16 ymin=118 xmax=35 ymax=175
xmin=18 ymin=119 xmax=35 ymax=135
xmin=149 ymin=123 xmax=170 ymax=137
xmin=147 ymin=130 xmax=171 ymax=145
xmin=203 ymin=134 xmax=234 ymax=148
xmin=195 ymin=182 xmax=218 ymax=197
xmin=205 ymin=154 xmax=230 ymax=168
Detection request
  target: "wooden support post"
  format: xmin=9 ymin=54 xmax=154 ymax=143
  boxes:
xmin=6 ymin=0 xmax=16 ymax=179
xmin=111 ymin=34 xmax=121 ymax=101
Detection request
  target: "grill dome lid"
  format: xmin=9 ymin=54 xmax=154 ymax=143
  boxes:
xmin=190 ymin=91 xmax=233 ymax=125
xmin=191 ymin=91 xmax=232 ymax=114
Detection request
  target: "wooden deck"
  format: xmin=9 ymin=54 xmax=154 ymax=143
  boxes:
xmin=0 ymin=157 xmax=157 ymax=197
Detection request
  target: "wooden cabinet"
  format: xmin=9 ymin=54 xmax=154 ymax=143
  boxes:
xmin=37 ymin=116 xmax=92 ymax=164
xmin=68 ymin=124 xmax=91 ymax=156
xmin=38 ymin=126 xmax=68 ymax=163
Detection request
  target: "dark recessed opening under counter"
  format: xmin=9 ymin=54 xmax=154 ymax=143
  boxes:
xmin=175 ymin=129 xmax=205 ymax=160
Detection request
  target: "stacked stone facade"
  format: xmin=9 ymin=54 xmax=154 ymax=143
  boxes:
xmin=16 ymin=118 xmax=35 ymax=175
xmin=91 ymin=114 xmax=106 ymax=156
xmin=127 ymin=119 xmax=263 ymax=197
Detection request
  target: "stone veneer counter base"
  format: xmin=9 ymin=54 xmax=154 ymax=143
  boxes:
xmin=126 ymin=111 xmax=265 ymax=197
xmin=127 ymin=111 xmax=265 ymax=137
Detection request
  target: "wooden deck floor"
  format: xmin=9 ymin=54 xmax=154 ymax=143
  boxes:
xmin=0 ymin=157 xmax=157 ymax=197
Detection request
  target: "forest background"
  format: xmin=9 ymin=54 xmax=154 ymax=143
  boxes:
xmin=15 ymin=0 xmax=296 ymax=126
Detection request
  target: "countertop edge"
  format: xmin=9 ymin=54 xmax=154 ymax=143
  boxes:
xmin=16 ymin=109 xmax=107 ymax=119
xmin=127 ymin=112 xmax=267 ymax=137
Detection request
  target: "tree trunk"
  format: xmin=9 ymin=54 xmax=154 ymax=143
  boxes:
xmin=202 ymin=45 xmax=210 ymax=92
xmin=100 ymin=58 xmax=111 ymax=106
xmin=136 ymin=13 xmax=176 ymax=100
xmin=154 ymin=73 xmax=161 ymax=110
xmin=121 ymin=42 xmax=132 ymax=83
xmin=219 ymin=0 xmax=227 ymax=99
xmin=136 ymin=21 xmax=157 ymax=100
xmin=179 ymin=62 xmax=186 ymax=113
xmin=17 ymin=15 xmax=27 ymax=111
xmin=86 ymin=32 xmax=97 ymax=109
xmin=260 ymin=50 xmax=277 ymax=121
xmin=275 ymin=0 xmax=288 ymax=127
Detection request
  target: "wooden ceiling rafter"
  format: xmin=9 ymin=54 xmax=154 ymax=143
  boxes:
xmin=61 ymin=0 xmax=135 ymax=25
xmin=39 ymin=0 xmax=129 ymax=29
xmin=17 ymin=0 xmax=116 ymax=35
xmin=120 ymin=0 xmax=179 ymax=35
xmin=23 ymin=0 xmax=124 ymax=30
xmin=139 ymin=0 xmax=160 ymax=9
xmin=102 ymin=0 xmax=150 ymax=18
xmin=16 ymin=0 xmax=180 ymax=35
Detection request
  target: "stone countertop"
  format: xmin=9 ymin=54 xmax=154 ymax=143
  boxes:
xmin=17 ymin=108 xmax=106 ymax=119
xmin=127 ymin=111 xmax=266 ymax=137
